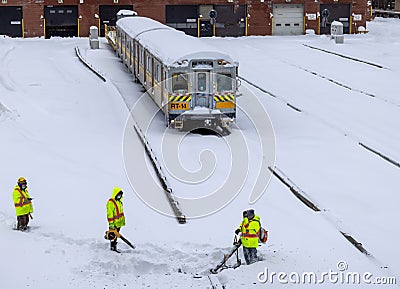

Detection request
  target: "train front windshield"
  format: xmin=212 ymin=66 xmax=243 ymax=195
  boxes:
xmin=216 ymin=73 xmax=233 ymax=92
xmin=172 ymin=73 xmax=188 ymax=93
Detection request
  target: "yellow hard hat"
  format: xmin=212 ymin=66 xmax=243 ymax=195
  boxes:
xmin=17 ymin=177 xmax=26 ymax=184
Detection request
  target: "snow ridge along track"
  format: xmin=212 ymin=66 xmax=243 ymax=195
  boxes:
xmin=267 ymin=165 xmax=399 ymax=279
xmin=75 ymin=46 xmax=106 ymax=82
xmin=302 ymin=44 xmax=388 ymax=69
xmin=238 ymin=76 xmax=302 ymax=113
xmin=269 ymin=166 xmax=369 ymax=253
xmin=285 ymin=62 xmax=400 ymax=108
xmin=240 ymin=76 xmax=400 ymax=170
xmin=132 ymin=123 xmax=186 ymax=224
xmin=74 ymin=46 xmax=186 ymax=224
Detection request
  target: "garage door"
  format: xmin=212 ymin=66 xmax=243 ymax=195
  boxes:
xmin=320 ymin=4 xmax=350 ymax=35
xmin=99 ymin=5 xmax=133 ymax=37
xmin=166 ymin=5 xmax=198 ymax=37
xmin=44 ymin=6 xmax=78 ymax=38
xmin=273 ymin=4 xmax=304 ymax=36
xmin=0 ymin=6 xmax=23 ymax=37
xmin=214 ymin=5 xmax=246 ymax=37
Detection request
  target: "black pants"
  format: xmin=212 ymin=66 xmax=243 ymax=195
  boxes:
xmin=17 ymin=214 xmax=30 ymax=230
xmin=110 ymin=227 xmax=120 ymax=249
xmin=243 ymin=247 xmax=258 ymax=265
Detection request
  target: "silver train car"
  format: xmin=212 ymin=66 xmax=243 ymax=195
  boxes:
xmin=108 ymin=16 xmax=239 ymax=131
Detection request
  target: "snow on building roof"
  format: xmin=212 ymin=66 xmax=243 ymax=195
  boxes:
xmin=116 ymin=17 xmax=234 ymax=67
xmin=331 ymin=20 xmax=344 ymax=26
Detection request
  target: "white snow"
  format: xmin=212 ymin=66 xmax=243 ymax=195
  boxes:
xmin=1 ymin=17 xmax=399 ymax=288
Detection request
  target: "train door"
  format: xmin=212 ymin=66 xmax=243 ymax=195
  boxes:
xmin=129 ymin=40 xmax=133 ymax=70
xmin=143 ymin=50 xmax=147 ymax=85
xmin=194 ymin=71 xmax=212 ymax=108
xmin=135 ymin=42 xmax=140 ymax=80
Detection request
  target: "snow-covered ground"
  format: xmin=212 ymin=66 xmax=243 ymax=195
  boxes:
xmin=1 ymin=17 xmax=399 ymax=288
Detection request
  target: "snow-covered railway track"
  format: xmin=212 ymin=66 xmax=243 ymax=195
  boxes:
xmin=267 ymin=166 xmax=396 ymax=276
xmin=240 ymin=75 xmax=400 ymax=170
xmin=269 ymin=166 xmax=368 ymax=252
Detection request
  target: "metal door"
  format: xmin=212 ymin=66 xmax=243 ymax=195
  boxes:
xmin=194 ymin=71 xmax=211 ymax=108
xmin=99 ymin=5 xmax=133 ymax=36
xmin=214 ymin=5 xmax=246 ymax=37
xmin=273 ymin=4 xmax=304 ymax=36
xmin=166 ymin=5 xmax=198 ymax=36
xmin=199 ymin=20 xmax=213 ymax=37
xmin=0 ymin=6 xmax=23 ymax=37
xmin=320 ymin=4 xmax=351 ymax=34
xmin=44 ymin=6 xmax=78 ymax=38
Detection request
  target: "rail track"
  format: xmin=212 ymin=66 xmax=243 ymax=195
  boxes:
xmin=241 ymin=70 xmax=398 ymax=278
xmin=239 ymin=76 xmax=400 ymax=170
xmin=75 ymin=45 xmax=186 ymax=224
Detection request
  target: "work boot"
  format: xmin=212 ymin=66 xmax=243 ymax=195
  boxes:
xmin=18 ymin=225 xmax=28 ymax=231
xmin=110 ymin=241 xmax=119 ymax=252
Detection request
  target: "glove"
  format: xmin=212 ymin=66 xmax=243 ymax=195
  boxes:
xmin=235 ymin=228 xmax=240 ymax=235
xmin=27 ymin=198 xmax=32 ymax=201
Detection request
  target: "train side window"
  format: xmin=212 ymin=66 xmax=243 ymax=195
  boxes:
xmin=147 ymin=56 xmax=151 ymax=70
xmin=155 ymin=64 xmax=160 ymax=82
xmin=216 ymin=73 xmax=232 ymax=92
xmin=172 ymin=73 xmax=188 ymax=93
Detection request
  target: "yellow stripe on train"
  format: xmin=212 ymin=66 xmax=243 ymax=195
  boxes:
xmin=169 ymin=95 xmax=192 ymax=102
xmin=214 ymin=94 xmax=235 ymax=102
xmin=215 ymin=101 xmax=235 ymax=109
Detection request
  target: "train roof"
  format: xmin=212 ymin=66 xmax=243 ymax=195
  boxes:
xmin=116 ymin=17 xmax=235 ymax=67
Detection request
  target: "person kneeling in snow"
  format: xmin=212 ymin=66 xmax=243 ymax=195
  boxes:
xmin=106 ymin=187 xmax=125 ymax=252
xmin=13 ymin=177 xmax=34 ymax=231
xmin=235 ymin=209 xmax=260 ymax=265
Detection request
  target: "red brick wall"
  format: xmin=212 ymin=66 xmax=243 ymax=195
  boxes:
xmin=1 ymin=0 xmax=367 ymax=37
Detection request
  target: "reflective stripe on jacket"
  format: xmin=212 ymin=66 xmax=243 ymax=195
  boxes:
xmin=240 ymin=215 xmax=261 ymax=248
xmin=13 ymin=186 xmax=33 ymax=216
xmin=106 ymin=187 xmax=125 ymax=228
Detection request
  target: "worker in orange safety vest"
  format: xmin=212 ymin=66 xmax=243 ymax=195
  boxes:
xmin=235 ymin=209 xmax=260 ymax=265
xmin=12 ymin=177 xmax=33 ymax=231
xmin=106 ymin=187 xmax=126 ymax=252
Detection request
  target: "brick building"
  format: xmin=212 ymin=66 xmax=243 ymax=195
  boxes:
xmin=0 ymin=0 xmax=368 ymax=38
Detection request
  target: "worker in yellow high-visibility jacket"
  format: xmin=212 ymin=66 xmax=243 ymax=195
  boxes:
xmin=106 ymin=187 xmax=125 ymax=252
xmin=12 ymin=177 xmax=33 ymax=231
xmin=235 ymin=209 xmax=260 ymax=265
